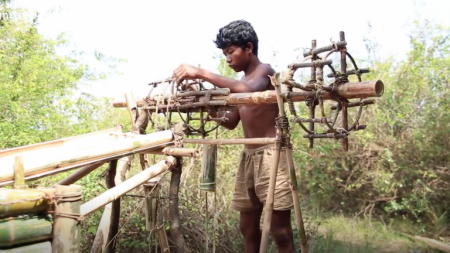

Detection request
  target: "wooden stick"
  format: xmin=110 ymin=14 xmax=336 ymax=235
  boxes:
xmin=111 ymin=80 xmax=384 ymax=108
xmin=183 ymin=138 xmax=276 ymax=145
xmin=0 ymin=241 xmax=52 ymax=253
xmin=80 ymin=157 xmax=176 ymax=216
xmin=105 ymin=160 xmax=120 ymax=253
xmin=52 ymin=184 xmax=82 ymax=253
xmin=0 ymin=130 xmax=174 ymax=184
xmin=0 ymin=188 xmax=55 ymax=217
xmin=0 ymin=215 xmax=53 ymax=248
xmin=13 ymin=156 xmax=27 ymax=189
xmin=57 ymin=162 xmax=105 ymax=186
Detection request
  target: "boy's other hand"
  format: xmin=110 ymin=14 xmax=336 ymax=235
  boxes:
xmin=173 ymin=64 xmax=200 ymax=85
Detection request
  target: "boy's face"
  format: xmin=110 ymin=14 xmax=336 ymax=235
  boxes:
xmin=222 ymin=45 xmax=251 ymax=73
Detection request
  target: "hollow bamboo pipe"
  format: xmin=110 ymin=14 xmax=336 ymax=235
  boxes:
xmin=80 ymin=156 xmax=176 ymax=216
xmin=143 ymin=147 xmax=199 ymax=158
xmin=111 ymin=80 xmax=384 ymax=108
xmin=0 ymin=188 xmax=55 ymax=217
xmin=0 ymin=130 xmax=174 ymax=184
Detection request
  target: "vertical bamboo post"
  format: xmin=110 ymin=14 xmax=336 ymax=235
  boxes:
xmin=144 ymin=178 xmax=160 ymax=231
xmin=90 ymin=203 xmax=112 ymax=253
xmin=52 ymin=184 xmax=82 ymax=253
xmin=13 ymin=156 xmax=27 ymax=189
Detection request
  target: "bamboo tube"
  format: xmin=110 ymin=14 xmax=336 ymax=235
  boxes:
xmin=90 ymin=203 xmax=112 ymax=253
xmin=56 ymin=162 xmax=105 ymax=186
xmin=52 ymin=184 xmax=82 ymax=253
xmin=80 ymin=157 xmax=176 ymax=216
xmin=199 ymin=144 xmax=217 ymax=192
xmin=0 ymin=188 xmax=55 ymax=217
xmin=0 ymin=241 xmax=52 ymax=253
xmin=0 ymin=215 xmax=53 ymax=248
xmin=0 ymin=126 xmax=123 ymax=159
xmin=143 ymin=147 xmax=199 ymax=158
xmin=183 ymin=138 xmax=276 ymax=145
xmin=111 ymin=80 xmax=384 ymax=108
xmin=0 ymin=130 xmax=174 ymax=184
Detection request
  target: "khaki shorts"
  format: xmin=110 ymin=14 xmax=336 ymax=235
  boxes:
xmin=231 ymin=145 xmax=294 ymax=212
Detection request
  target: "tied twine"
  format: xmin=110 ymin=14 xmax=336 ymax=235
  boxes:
xmin=50 ymin=191 xmax=84 ymax=223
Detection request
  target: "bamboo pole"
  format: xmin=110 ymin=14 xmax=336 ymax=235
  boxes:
xmin=143 ymin=147 xmax=199 ymax=158
xmin=0 ymin=215 xmax=53 ymax=248
xmin=0 ymin=130 xmax=174 ymax=184
xmin=275 ymin=74 xmax=308 ymax=252
xmin=80 ymin=157 xmax=176 ymax=216
xmin=183 ymin=138 xmax=276 ymax=145
xmin=52 ymin=184 xmax=83 ymax=253
xmin=0 ymin=126 xmax=123 ymax=159
xmin=56 ymin=162 xmax=105 ymax=186
xmin=0 ymin=241 xmax=52 ymax=253
xmin=0 ymin=188 xmax=55 ymax=217
xmin=143 ymin=178 xmax=160 ymax=231
xmin=90 ymin=203 xmax=112 ymax=253
xmin=111 ymin=80 xmax=384 ymax=108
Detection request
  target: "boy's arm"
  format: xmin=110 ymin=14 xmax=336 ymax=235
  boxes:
xmin=173 ymin=64 xmax=274 ymax=93
xmin=209 ymin=109 xmax=240 ymax=130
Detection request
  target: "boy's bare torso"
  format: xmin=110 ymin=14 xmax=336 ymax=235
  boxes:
xmin=238 ymin=63 xmax=278 ymax=149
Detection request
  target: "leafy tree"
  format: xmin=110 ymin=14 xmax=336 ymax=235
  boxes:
xmin=0 ymin=4 xmax=126 ymax=149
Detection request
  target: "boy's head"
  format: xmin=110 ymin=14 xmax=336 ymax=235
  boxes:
xmin=214 ymin=20 xmax=259 ymax=72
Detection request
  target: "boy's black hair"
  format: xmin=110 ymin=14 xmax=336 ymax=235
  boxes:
xmin=214 ymin=20 xmax=259 ymax=57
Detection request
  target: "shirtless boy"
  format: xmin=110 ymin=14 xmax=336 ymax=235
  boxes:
xmin=173 ymin=20 xmax=296 ymax=253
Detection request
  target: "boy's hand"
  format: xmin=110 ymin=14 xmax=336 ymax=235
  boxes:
xmin=173 ymin=64 xmax=200 ymax=85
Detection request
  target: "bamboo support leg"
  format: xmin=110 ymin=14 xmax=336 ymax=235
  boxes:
xmin=105 ymin=160 xmax=120 ymax=253
xmin=285 ymin=148 xmax=308 ymax=253
xmin=90 ymin=203 xmax=112 ymax=253
xmin=259 ymin=139 xmax=282 ymax=253
xmin=52 ymin=184 xmax=82 ymax=253
xmin=57 ymin=162 xmax=104 ymax=186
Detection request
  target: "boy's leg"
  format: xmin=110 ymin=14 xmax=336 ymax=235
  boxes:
xmin=271 ymin=210 xmax=296 ymax=253
xmin=239 ymin=208 xmax=263 ymax=253
xmin=255 ymin=147 xmax=296 ymax=252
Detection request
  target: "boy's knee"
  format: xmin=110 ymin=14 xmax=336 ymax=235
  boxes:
xmin=270 ymin=226 xmax=293 ymax=248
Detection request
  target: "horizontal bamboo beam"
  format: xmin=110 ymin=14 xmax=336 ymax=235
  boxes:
xmin=0 ymin=215 xmax=53 ymax=248
xmin=0 ymin=126 xmax=123 ymax=159
xmin=183 ymin=138 xmax=276 ymax=145
xmin=0 ymin=130 xmax=174 ymax=185
xmin=111 ymin=80 xmax=384 ymax=108
xmin=0 ymin=188 xmax=55 ymax=217
xmin=80 ymin=156 xmax=176 ymax=216
xmin=0 ymin=241 xmax=52 ymax=253
xmin=143 ymin=147 xmax=199 ymax=157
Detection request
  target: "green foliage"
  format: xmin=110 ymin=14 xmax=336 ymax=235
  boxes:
xmin=0 ymin=5 xmax=127 ymax=148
